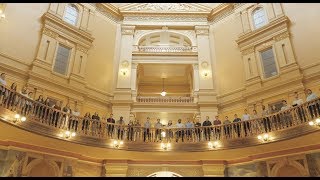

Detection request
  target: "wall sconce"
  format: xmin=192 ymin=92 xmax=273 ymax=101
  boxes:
xmin=201 ymin=61 xmax=210 ymax=78
xmin=120 ymin=60 xmax=129 ymax=76
xmin=12 ymin=114 xmax=26 ymax=123
xmin=58 ymin=130 xmax=76 ymax=139
xmin=208 ymin=141 xmax=220 ymax=150
xmin=309 ymin=118 xmax=320 ymax=127
xmin=113 ymin=140 xmax=123 ymax=148
xmin=257 ymin=133 xmax=270 ymax=142
xmin=161 ymin=142 xmax=171 ymax=150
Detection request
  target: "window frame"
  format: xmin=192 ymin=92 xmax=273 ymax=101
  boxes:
xmin=52 ymin=42 xmax=73 ymax=77
xmin=63 ymin=3 xmax=79 ymax=27
xmin=249 ymin=5 xmax=269 ymax=31
xmin=256 ymin=45 xmax=280 ymax=80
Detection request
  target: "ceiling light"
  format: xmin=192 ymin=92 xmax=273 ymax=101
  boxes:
xmin=161 ymin=78 xmax=166 ymax=96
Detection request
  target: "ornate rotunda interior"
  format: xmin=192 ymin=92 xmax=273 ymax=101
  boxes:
xmin=0 ymin=3 xmax=320 ymax=177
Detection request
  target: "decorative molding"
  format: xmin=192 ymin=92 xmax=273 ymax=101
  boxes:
xmin=242 ymin=47 xmax=255 ymax=55
xmin=42 ymin=27 xmax=59 ymax=39
xmin=124 ymin=3 xmax=205 ymax=12
xmin=121 ymin=25 xmax=135 ymax=35
xmin=273 ymin=31 xmax=290 ymax=42
xmin=123 ymin=15 xmax=208 ymax=22
xmin=76 ymin=45 xmax=89 ymax=54
xmin=195 ymin=26 xmax=209 ymax=35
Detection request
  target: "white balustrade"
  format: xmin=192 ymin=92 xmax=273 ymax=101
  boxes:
xmin=136 ymin=96 xmax=194 ymax=103
xmin=138 ymin=46 xmax=192 ymax=53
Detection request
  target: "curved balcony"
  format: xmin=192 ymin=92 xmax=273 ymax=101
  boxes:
xmin=0 ymin=85 xmax=319 ymax=152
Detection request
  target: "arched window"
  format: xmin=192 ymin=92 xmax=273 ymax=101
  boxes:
xmin=63 ymin=4 xmax=78 ymax=26
xmin=252 ymin=8 xmax=267 ymax=29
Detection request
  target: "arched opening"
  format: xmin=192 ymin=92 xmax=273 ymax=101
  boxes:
xmin=147 ymin=171 xmax=183 ymax=177
xmin=63 ymin=4 xmax=79 ymax=26
xmin=28 ymin=160 xmax=57 ymax=177
xmin=276 ymin=165 xmax=303 ymax=177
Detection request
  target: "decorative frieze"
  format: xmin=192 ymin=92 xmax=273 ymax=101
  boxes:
xmin=274 ymin=31 xmax=290 ymax=42
xmin=121 ymin=25 xmax=135 ymax=35
xmin=123 ymin=15 xmax=207 ymax=22
xmin=195 ymin=26 xmax=209 ymax=35
xmin=76 ymin=45 xmax=89 ymax=54
xmin=42 ymin=27 xmax=59 ymax=39
xmin=242 ymin=47 xmax=255 ymax=55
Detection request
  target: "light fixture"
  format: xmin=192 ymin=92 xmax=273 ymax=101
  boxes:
xmin=120 ymin=60 xmax=129 ymax=76
xmin=58 ymin=130 xmax=76 ymax=139
xmin=160 ymin=78 xmax=166 ymax=96
xmin=309 ymin=118 xmax=320 ymax=127
xmin=257 ymin=133 xmax=270 ymax=142
xmin=202 ymin=70 xmax=209 ymax=77
xmin=113 ymin=140 xmax=124 ymax=148
xmin=161 ymin=131 xmax=166 ymax=138
xmin=208 ymin=141 xmax=220 ymax=150
xmin=0 ymin=9 xmax=5 ymax=19
xmin=161 ymin=142 xmax=171 ymax=150
xmin=12 ymin=114 xmax=26 ymax=123
xmin=120 ymin=69 xmax=128 ymax=76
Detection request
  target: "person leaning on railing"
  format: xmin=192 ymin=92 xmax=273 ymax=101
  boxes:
xmin=233 ymin=114 xmax=241 ymax=138
xmin=242 ymin=109 xmax=251 ymax=136
xmin=82 ymin=112 xmax=91 ymax=134
xmin=280 ymin=100 xmax=292 ymax=128
xmin=213 ymin=115 xmax=221 ymax=140
xmin=166 ymin=120 xmax=173 ymax=142
xmin=305 ymin=89 xmax=319 ymax=119
xmin=175 ymin=119 xmax=185 ymax=143
xmin=116 ymin=116 xmax=125 ymax=140
xmin=194 ymin=119 xmax=201 ymax=142
xmin=70 ymin=105 xmax=80 ymax=132
xmin=34 ymin=95 xmax=44 ymax=119
xmin=154 ymin=118 xmax=162 ymax=142
xmin=292 ymin=92 xmax=306 ymax=123
xmin=127 ymin=120 xmax=134 ymax=141
xmin=261 ymin=105 xmax=271 ymax=133
xmin=202 ymin=116 xmax=212 ymax=141
xmin=185 ymin=118 xmax=194 ymax=141
xmin=5 ymin=83 xmax=17 ymax=110
xmin=223 ymin=116 xmax=231 ymax=139
xmin=144 ymin=117 xmax=151 ymax=142
xmin=133 ymin=119 xmax=141 ymax=141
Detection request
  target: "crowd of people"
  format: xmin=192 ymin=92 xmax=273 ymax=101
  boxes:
xmin=1 ymin=72 xmax=320 ymax=143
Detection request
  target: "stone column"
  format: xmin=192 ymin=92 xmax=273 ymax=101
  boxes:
xmin=112 ymin=25 xmax=135 ymax=122
xmin=131 ymin=63 xmax=138 ymax=102
xmin=195 ymin=25 xmax=218 ymax=122
xmin=193 ymin=64 xmax=200 ymax=103
xmin=105 ymin=161 xmax=128 ymax=177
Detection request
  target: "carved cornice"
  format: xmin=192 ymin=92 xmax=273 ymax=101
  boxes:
xmin=208 ymin=3 xmax=234 ymax=21
xmin=273 ymin=31 xmax=290 ymax=42
xmin=96 ymin=3 xmax=123 ymax=21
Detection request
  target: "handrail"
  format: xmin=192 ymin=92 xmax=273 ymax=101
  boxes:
xmin=0 ymin=84 xmax=319 ymax=144
xmin=136 ymin=96 xmax=194 ymax=103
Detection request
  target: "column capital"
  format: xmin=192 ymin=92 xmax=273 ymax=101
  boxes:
xmin=132 ymin=63 xmax=138 ymax=69
xmin=195 ymin=25 xmax=209 ymax=35
xmin=121 ymin=25 xmax=135 ymax=35
xmin=193 ymin=63 xmax=199 ymax=70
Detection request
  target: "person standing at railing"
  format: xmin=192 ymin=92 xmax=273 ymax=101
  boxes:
xmin=175 ymin=119 xmax=185 ymax=143
xmin=34 ymin=95 xmax=44 ymax=119
xmin=52 ymin=101 xmax=62 ymax=128
xmin=251 ymin=109 xmax=261 ymax=134
xmin=82 ymin=112 xmax=91 ymax=134
xmin=194 ymin=119 xmax=202 ymax=142
xmin=261 ymin=105 xmax=271 ymax=133
xmin=213 ymin=115 xmax=221 ymax=140
xmin=233 ymin=114 xmax=242 ymax=138
xmin=306 ymin=89 xmax=319 ymax=119
xmin=5 ymin=83 xmax=17 ymax=110
xmin=271 ymin=105 xmax=280 ymax=130
xmin=116 ymin=116 xmax=125 ymax=140
xmin=185 ymin=118 xmax=194 ymax=141
xmin=0 ymin=73 xmax=7 ymax=105
xmin=43 ymin=98 xmax=52 ymax=123
xmin=107 ymin=113 xmax=115 ymax=138
xmin=292 ymin=92 xmax=306 ymax=123
xmin=280 ymin=100 xmax=292 ymax=128
xmin=61 ymin=103 xmax=71 ymax=129
xmin=70 ymin=105 xmax=80 ymax=132
xmin=154 ymin=118 xmax=162 ymax=142
xmin=242 ymin=109 xmax=251 ymax=136
xmin=92 ymin=112 xmax=100 ymax=136
xmin=19 ymin=85 xmax=28 ymax=115
xmin=223 ymin=116 xmax=231 ymax=139
xmin=134 ymin=119 xmax=141 ymax=141
xmin=127 ymin=120 xmax=134 ymax=141
xmin=25 ymin=92 xmax=33 ymax=116
xmin=144 ymin=117 xmax=152 ymax=142
xmin=166 ymin=120 xmax=173 ymax=142
xmin=202 ymin=116 xmax=212 ymax=141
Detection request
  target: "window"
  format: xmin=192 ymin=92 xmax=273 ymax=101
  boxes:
xmin=63 ymin=4 xmax=78 ymax=26
xmin=252 ymin=8 xmax=267 ymax=29
xmin=53 ymin=45 xmax=71 ymax=75
xmin=260 ymin=48 xmax=278 ymax=78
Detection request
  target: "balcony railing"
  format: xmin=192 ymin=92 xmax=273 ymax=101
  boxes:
xmin=138 ymin=46 xmax=192 ymax=53
xmin=136 ymin=96 xmax=194 ymax=103
xmin=0 ymin=85 xmax=319 ymax=151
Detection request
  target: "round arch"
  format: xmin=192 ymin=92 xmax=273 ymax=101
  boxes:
xmin=147 ymin=171 xmax=183 ymax=177
xmin=25 ymin=159 xmax=60 ymax=177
